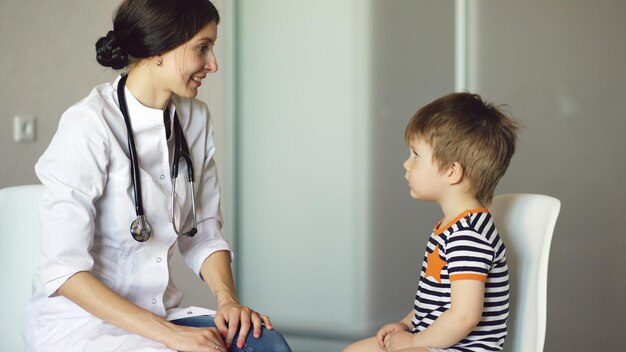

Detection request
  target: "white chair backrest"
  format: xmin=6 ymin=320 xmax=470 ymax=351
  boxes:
xmin=490 ymin=193 xmax=560 ymax=352
xmin=0 ymin=184 xmax=45 ymax=351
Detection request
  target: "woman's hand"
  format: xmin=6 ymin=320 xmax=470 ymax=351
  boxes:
xmin=214 ymin=302 xmax=273 ymax=349
xmin=376 ymin=322 xmax=410 ymax=349
xmin=162 ymin=324 xmax=226 ymax=352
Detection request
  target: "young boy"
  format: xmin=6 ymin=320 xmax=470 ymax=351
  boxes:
xmin=344 ymin=92 xmax=520 ymax=352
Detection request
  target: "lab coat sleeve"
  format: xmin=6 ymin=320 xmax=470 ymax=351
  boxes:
xmin=35 ymin=104 xmax=110 ymax=297
xmin=178 ymin=105 xmax=232 ymax=276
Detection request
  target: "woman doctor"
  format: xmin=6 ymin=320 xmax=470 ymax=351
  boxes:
xmin=22 ymin=0 xmax=291 ymax=351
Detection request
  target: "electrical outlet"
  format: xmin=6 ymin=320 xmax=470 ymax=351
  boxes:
xmin=14 ymin=115 xmax=36 ymax=142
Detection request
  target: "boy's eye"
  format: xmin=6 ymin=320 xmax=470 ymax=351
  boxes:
xmin=412 ymin=150 xmax=419 ymax=158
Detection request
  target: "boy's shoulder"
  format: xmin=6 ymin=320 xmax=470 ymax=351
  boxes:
xmin=436 ymin=208 xmax=493 ymax=235
xmin=437 ymin=209 xmax=503 ymax=247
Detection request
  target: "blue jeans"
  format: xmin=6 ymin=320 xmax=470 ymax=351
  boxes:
xmin=171 ymin=315 xmax=291 ymax=352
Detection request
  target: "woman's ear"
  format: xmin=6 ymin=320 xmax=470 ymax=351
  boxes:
xmin=447 ymin=161 xmax=464 ymax=185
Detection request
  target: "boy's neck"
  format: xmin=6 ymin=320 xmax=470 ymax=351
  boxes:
xmin=438 ymin=193 xmax=485 ymax=228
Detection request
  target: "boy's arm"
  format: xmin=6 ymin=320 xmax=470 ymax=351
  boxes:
xmin=412 ymin=280 xmax=484 ymax=348
xmin=386 ymin=280 xmax=484 ymax=351
xmin=400 ymin=310 xmax=414 ymax=328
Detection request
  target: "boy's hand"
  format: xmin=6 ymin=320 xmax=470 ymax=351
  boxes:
xmin=376 ymin=322 xmax=410 ymax=348
xmin=383 ymin=331 xmax=414 ymax=352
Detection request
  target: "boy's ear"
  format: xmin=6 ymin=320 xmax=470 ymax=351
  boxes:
xmin=446 ymin=161 xmax=464 ymax=185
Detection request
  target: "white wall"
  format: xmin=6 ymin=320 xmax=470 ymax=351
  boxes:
xmin=0 ymin=0 xmax=118 ymax=188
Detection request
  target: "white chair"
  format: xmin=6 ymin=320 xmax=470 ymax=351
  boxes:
xmin=490 ymin=193 xmax=561 ymax=352
xmin=0 ymin=184 xmax=45 ymax=351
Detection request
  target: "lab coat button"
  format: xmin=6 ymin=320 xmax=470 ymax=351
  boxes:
xmin=156 ymin=257 xmax=162 ymax=263
xmin=160 ymin=174 xmax=165 ymax=180
xmin=152 ymin=298 xmax=157 ymax=304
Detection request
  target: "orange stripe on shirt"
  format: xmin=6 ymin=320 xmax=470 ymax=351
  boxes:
xmin=450 ymin=273 xmax=487 ymax=282
xmin=434 ymin=208 xmax=489 ymax=235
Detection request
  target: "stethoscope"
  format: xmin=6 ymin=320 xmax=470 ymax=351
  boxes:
xmin=117 ymin=74 xmax=198 ymax=242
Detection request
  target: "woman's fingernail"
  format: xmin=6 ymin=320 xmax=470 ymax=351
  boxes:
xmin=237 ymin=341 xmax=244 ymax=348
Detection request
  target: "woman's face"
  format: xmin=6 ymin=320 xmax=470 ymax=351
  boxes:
xmin=159 ymin=21 xmax=219 ymax=99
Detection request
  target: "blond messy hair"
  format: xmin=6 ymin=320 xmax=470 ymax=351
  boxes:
xmin=404 ymin=93 xmax=521 ymax=205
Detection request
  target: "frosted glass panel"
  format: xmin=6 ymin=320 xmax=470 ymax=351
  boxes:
xmin=236 ymin=0 xmax=366 ymax=335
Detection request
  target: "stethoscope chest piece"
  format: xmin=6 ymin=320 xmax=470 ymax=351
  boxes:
xmin=130 ymin=215 xmax=152 ymax=242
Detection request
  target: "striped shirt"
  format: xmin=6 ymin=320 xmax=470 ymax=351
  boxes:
xmin=412 ymin=209 xmax=509 ymax=351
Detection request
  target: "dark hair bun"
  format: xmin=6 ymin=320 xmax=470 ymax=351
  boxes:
xmin=96 ymin=30 xmax=129 ymax=69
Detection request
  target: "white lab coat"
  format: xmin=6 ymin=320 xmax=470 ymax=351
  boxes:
xmin=22 ymin=76 xmax=232 ymax=351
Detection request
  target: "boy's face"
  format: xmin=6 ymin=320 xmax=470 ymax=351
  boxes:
xmin=403 ymin=137 xmax=448 ymax=201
